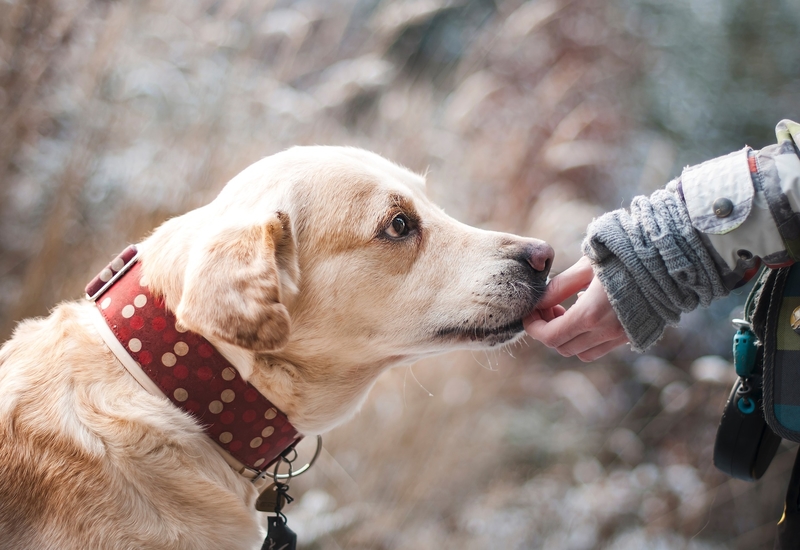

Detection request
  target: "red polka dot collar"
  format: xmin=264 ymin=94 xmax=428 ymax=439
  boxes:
xmin=86 ymin=245 xmax=302 ymax=475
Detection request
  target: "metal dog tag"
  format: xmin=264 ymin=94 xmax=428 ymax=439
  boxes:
xmin=256 ymin=483 xmax=286 ymax=512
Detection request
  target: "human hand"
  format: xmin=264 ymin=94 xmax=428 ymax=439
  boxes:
xmin=524 ymin=256 xmax=628 ymax=361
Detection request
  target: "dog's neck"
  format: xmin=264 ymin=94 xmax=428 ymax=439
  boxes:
xmin=138 ymin=234 xmax=286 ymax=406
xmin=138 ymin=215 xmax=195 ymax=316
xmin=253 ymin=354 xmax=392 ymax=435
xmin=88 ymin=250 xmax=303 ymax=474
xmin=208 ymin=340 xmax=256 ymax=380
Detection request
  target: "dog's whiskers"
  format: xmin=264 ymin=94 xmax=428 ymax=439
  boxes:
xmin=469 ymin=351 xmax=493 ymax=371
xmin=409 ymin=365 xmax=433 ymax=397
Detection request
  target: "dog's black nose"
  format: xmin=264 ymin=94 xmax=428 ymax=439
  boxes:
xmin=523 ymin=241 xmax=554 ymax=278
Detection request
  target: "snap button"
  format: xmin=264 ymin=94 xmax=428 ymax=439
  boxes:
xmin=713 ymin=197 xmax=734 ymax=218
xmin=737 ymin=249 xmax=753 ymax=261
xmin=792 ymin=306 xmax=800 ymax=335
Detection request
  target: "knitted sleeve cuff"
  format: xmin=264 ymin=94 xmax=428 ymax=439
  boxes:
xmin=586 ymin=245 xmax=669 ymax=352
xmin=582 ymin=188 xmax=729 ymax=352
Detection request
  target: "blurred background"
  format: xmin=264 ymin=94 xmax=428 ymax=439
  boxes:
xmin=1 ymin=0 xmax=799 ymax=547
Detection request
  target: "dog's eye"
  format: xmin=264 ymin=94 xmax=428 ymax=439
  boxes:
xmin=385 ymin=214 xmax=410 ymax=239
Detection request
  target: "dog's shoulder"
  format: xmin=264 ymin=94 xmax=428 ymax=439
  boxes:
xmin=0 ymin=302 xmax=261 ymax=549
xmin=0 ymin=302 xmax=120 ymax=547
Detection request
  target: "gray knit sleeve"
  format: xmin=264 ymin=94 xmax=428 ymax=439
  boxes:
xmin=581 ymin=187 xmax=730 ymax=352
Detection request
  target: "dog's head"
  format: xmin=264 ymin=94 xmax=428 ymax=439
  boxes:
xmin=142 ymin=147 xmax=552 ymax=432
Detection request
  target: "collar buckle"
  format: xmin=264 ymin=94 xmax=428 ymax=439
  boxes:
xmin=85 ymin=245 xmax=140 ymax=302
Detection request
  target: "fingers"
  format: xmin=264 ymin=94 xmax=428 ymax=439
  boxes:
xmin=526 ymin=272 xmax=627 ymax=362
xmin=553 ymin=323 xmax=626 ymax=358
xmin=525 ymin=306 xmax=571 ymax=346
xmin=524 ymin=305 xmax=590 ymax=348
xmin=526 ymin=277 xmax=609 ymax=347
xmin=535 ymin=256 xmax=594 ymax=310
xmin=576 ymin=336 xmax=629 ymax=362
xmin=528 ymin=313 xmax=627 ymax=360
xmin=533 ymin=305 xmax=567 ymax=322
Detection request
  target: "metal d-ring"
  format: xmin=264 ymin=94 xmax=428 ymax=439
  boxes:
xmin=272 ymin=435 xmax=322 ymax=480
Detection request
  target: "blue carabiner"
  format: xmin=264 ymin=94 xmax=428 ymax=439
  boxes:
xmin=732 ymin=320 xmax=757 ymax=378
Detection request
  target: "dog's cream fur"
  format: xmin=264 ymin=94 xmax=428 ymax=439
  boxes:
xmin=0 ymin=147 xmax=552 ymax=549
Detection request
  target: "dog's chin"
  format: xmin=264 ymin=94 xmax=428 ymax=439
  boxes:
xmin=435 ymin=318 xmax=526 ymax=348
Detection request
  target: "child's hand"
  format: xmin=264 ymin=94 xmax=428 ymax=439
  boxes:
xmin=525 ymin=257 xmax=628 ymax=362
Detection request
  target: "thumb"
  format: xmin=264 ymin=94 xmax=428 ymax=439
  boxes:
xmin=535 ymin=256 xmax=595 ymax=310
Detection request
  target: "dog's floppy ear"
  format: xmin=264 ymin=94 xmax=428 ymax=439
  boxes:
xmin=176 ymin=212 xmax=297 ymax=352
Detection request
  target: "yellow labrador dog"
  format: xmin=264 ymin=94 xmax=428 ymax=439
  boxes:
xmin=0 ymin=147 xmax=553 ymax=549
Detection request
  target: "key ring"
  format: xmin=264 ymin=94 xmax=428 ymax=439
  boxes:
xmin=272 ymin=435 xmax=323 ymax=480
xmin=273 ymin=453 xmax=293 ymax=483
xmin=732 ymin=318 xmax=752 ymax=330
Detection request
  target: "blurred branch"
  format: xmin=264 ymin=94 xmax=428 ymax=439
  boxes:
xmin=3 ymin=1 xmax=131 ymax=335
xmin=0 ymin=0 xmax=89 ymax=188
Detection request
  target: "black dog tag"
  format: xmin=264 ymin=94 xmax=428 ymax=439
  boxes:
xmin=261 ymin=516 xmax=297 ymax=550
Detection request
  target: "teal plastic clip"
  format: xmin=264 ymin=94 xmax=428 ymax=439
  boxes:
xmin=732 ymin=319 xmax=757 ymax=378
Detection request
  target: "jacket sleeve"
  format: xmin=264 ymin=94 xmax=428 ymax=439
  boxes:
xmin=583 ymin=120 xmax=800 ymax=352
xmin=682 ymin=119 xmax=800 ymax=287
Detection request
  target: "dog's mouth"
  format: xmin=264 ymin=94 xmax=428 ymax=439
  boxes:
xmin=435 ymin=318 xmax=525 ymax=347
xmin=432 ymin=278 xmax=545 ymax=348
